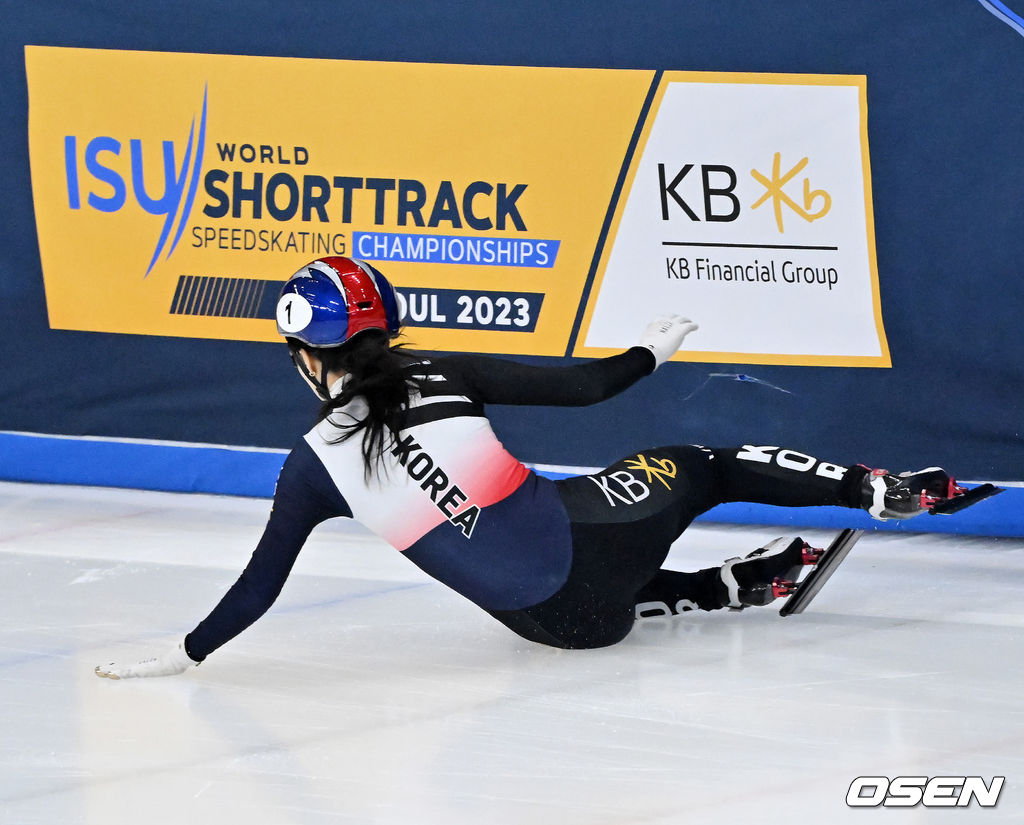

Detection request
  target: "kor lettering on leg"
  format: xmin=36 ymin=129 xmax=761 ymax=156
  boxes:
xmin=737 ymin=445 xmax=846 ymax=480
xmin=635 ymin=599 xmax=699 ymax=619
xmin=588 ymin=471 xmax=650 ymax=507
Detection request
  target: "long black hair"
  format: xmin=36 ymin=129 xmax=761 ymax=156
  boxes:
xmin=290 ymin=330 xmax=424 ymax=479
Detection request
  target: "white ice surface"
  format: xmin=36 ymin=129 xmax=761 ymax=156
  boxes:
xmin=1 ymin=480 xmax=1022 ymax=824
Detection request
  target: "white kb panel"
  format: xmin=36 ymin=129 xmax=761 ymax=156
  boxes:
xmin=585 ymin=76 xmax=888 ymax=366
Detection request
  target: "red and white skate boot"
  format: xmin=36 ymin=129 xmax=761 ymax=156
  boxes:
xmin=860 ymin=467 xmax=958 ymax=520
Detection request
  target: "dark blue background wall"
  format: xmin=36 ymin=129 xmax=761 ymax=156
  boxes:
xmin=3 ymin=1 xmax=1022 ymax=486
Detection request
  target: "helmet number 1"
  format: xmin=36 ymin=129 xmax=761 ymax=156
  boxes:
xmin=276 ymin=292 xmax=314 ymax=334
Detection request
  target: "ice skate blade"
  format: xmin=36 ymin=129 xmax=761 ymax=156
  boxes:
xmin=928 ymin=483 xmax=1004 ymax=515
xmin=779 ymin=528 xmax=863 ymax=617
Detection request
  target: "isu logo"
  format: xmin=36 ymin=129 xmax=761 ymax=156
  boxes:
xmin=63 ymin=87 xmax=209 ymax=276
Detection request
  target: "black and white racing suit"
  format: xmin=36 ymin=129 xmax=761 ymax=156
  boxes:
xmin=185 ymin=347 xmax=866 ymax=658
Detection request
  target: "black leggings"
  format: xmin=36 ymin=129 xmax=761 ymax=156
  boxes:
xmin=488 ymin=445 xmax=865 ymax=649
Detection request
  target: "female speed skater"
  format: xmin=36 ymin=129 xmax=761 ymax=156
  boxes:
xmin=96 ymin=256 xmax=964 ymax=679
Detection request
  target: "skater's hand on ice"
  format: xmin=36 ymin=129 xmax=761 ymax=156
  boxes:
xmin=95 ymin=640 xmax=198 ymax=680
xmin=640 ymin=314 xmax=699 ymax=367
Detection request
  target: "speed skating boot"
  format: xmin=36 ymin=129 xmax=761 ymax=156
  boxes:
xmin=717 ymin=537 xmax=823 ymax=609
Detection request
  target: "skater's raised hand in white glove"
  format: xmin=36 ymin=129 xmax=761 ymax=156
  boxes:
xmin=640 ymin=314 xmax=699 ymax=368
xmin=95 ymin=640 xmax=198 ymax=680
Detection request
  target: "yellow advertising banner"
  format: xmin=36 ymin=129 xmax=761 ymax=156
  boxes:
xmin=26 ymin=46 xmax=653 ymax=355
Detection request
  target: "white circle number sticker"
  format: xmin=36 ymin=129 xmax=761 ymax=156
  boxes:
xmin=276 ymin=293 xmax=313 ymax=333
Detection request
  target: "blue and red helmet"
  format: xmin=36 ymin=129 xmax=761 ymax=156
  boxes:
xmin=276 ymin=257 xmax=402 ymax=348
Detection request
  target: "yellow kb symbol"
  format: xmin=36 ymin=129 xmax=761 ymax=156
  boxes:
xmin=750 ymin=152 xmax=832 ymax=233
xmin=623 ymin=454 xmax=678 ymax=489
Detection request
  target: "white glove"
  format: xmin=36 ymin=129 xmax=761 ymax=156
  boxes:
xmin=95 ymin=640 xmax=198 ymax=680
xmin=639 ymin=314 xmax=699 ymax=367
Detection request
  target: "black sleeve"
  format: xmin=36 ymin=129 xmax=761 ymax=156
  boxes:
xmin=434 ymin=347 xmax=656 ymax=407
xmin=184 ymin=439 xmax=352 ymax=662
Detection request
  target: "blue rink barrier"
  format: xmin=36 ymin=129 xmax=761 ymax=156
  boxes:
xmin=0 ymin=431 xmax=286 ymax=499
xmin=1 ymin=431 xmax=1021 ymax=537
